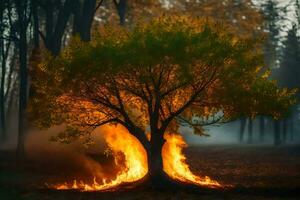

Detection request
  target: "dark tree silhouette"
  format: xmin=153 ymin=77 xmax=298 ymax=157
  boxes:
xmin=15 ymin=0 xmax=30 ymax=158
xmin=261 ymin=0 xmax=285 ymax=145
xmin=278 ymin=26 xmax=300 ymax=142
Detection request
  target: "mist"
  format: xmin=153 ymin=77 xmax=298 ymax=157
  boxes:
xmin=181 ymin=117 xmax=300 ymax=145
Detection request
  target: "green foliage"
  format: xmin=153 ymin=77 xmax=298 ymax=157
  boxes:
xmin=29 ymin=16 xmax=296 ymax=141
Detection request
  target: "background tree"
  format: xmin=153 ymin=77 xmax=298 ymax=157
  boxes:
xmin=37 ymin=0 xmax=100 ymax=55
xmin=15 ymin=0 xmax=31 ymax=158
xmin=191 ymin=0 xmax=264 ymax=143
xmin=30 ymin=17 xmax=296 ymax=184
xmin=259 ymin=0 xmax=300 ymax=145
xmin=0 ymin=0 xmax=129 ymax=156
xmin=277 ymin=26 xmax=300 ymax=142
xmin=0 ymin=0 xmax=19 ymax=142
xmin=0 ymin=0 xmax=9 ymax=139
xmin=260 ymin=0 xmax=285 ymax=145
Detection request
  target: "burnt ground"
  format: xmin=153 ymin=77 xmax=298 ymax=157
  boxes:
xmin=1 ymin=144 xmax=300 ymax=200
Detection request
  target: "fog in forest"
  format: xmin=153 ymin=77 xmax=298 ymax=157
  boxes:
xmin=1 ymin=114 xmax=300 ymax=152
xmin=182 ymin=116 xmax=300 ymax=145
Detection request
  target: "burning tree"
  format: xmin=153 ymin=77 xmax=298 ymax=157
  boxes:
xmin=30 ymin=16 xmax=295 ymax=186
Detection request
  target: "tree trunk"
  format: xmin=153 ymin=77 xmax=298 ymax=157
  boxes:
xmin=72 ymin=0 xmax=97 ymax=42
xmin=50 ymin=0 xmax=74 ymax=55
xmin=0 ymin=39 xmax=11 ymax=141
xmin=0 ymin=40 xmax=6 ymax=140
xmin=282 ymin=119 xmax=287 ymax=144
xmin=128 ymin=126 xmax=169 ymax=187
xmin=274 ymin=120 xmax=281 ymax=146
xmin=5 ymin=79 xmax=18 ymax=129
xmin=72 ymin=0 xmax=82 ymax=36
xmin=290 ymin=117 xmax=294 ymax=141
xmin=31 ymin=0 xmax=39 ymax=48
xmin=247 ymin=119 xmax=253 ymax=144
xmin=239 ymin=117 xmax=246 ymax=143
xmin=45 ymin=1 xmax=54 ymax=51
xmin=43 ymin=0 xmax=74 ymax=55
xmin=17 ymin=30 xmax=28 ymax=159
xmin=146 ymin=134 xmax=166 ymax=185
xmin=79 ymin=0 xmax=96 ymax=41
xmin=259 ymin=116 xmax=265 ymax=142
xmin=114 ymin=0 xmax=127 ymax=25
xmin=282 ymin=119 xmax=289 ymax=143
xmin=0 ymin=3 xmax=6 ymax=140
xmin=16 ymin=0 xmax=28 ymax=159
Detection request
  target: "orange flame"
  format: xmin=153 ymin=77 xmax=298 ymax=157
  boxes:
xmin=52 ymin=125 xmax=148 ymax=191
xmin=52 ymin=127 xmax=221 ymax=191
xmin=162 ymin=133 xmax=221 ymax=188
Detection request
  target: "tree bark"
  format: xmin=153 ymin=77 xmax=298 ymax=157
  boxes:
xmin=0 ymin=29 xmax=13 ymax=141
xmin=128 ymin=126 xmax=168 ymax=186
xmin=44 ymin=1 xmax=54 ymax=50
xmin=42 ymin=0 xmax=74 ymax=55
xmin=79 ymin=0 xmax=96 ymax=41
xmin=16 ymin=0 xmax=29 ymax=159
xmin=49 ymin=0 xmax=74 ymax=55
xmin=72 ymin=0 xmax=97 ymax=42
xmin=290 ymin=117 xmax=294 ymax=141
xmin=0 ymin=41 xmax=6 ymax=140
xmin=147 ymin=132 xmax=166 ymax=185
xmin=274 ymin=120 xmax=281 ymax=146
xmin=247 ymin=119 xmax=253 ymax=144
xmin=239 ymin=117 xmax=246 ymax=143
xmin=114 ymin=0 xmax=127 ymax=25
xmin=31 ymin=0 xmax=39 ymax=48
xmin=282 ymin=118 xmax=287 ymax=144
xmin=259 ymin=116 xmax=265 ymax=142
xmin=0 ymin=1 xmax=6 ymax=140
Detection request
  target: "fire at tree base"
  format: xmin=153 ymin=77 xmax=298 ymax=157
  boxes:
xmin=50 ymin=125 xmax=222 ymax=191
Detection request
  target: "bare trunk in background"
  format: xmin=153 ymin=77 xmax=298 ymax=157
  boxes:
xmin=15 ymin=0 xmax=29 ymax=159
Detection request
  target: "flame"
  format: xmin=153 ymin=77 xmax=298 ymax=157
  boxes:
xmin=53 ymin=125 xmax=148 ymax=191
xmin=162 ymin=134 xmax=221 ymax=188
xmin=52 ymin=127 xmax=221 ymax=191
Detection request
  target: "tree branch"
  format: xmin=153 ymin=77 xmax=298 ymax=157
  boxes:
xmin=82 ymin=117 xmax=120 ymax=127
xmin=94 ymin=0 xmax=104 ymax=13
xmin=176 ymin=114 xmax=223 ymax=127
xmin=161 ymin=68 xmax=218 ymax=131
xmin=38 ymin=30 xmax=46 ymax=46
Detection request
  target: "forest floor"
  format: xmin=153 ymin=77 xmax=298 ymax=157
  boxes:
xmin=1 ymin=144 xmax=300 ymax=200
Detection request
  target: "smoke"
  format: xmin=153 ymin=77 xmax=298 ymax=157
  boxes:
xmin=0 ymin=110 xmax=18 ymax=150
xmin=24 ymin=126 xmax=122 ymax=184
xmin=180 ymin=122 xmax=242 ymax=145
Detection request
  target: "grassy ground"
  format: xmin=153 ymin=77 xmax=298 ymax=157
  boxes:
xmin=1 ymin=145 xmax=300 ymax=200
